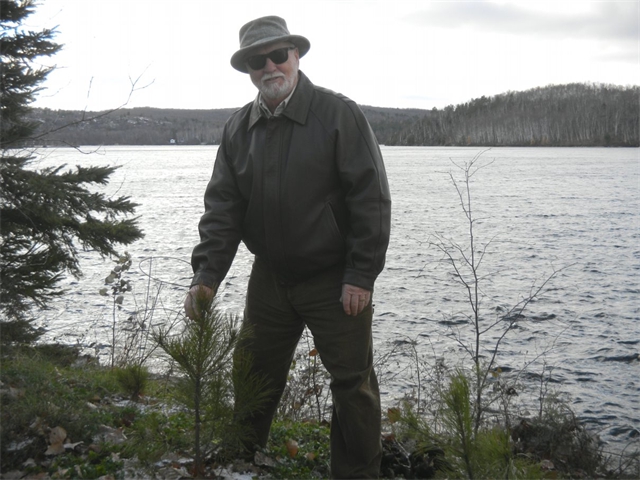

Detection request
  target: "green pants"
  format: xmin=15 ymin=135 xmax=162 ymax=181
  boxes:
xmin=234 ymin=258 xmax=382 ymax=479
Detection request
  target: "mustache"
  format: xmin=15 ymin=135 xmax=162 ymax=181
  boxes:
xmin=261 ymin=72 xmax=285 ymax=83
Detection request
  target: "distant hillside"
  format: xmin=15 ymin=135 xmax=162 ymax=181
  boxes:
xmin=28 ymin=104 xmax=425 ymax=147
xmin=28 ymin=107 xmax=237 ymax=146
xmin=391 ymin=83 xmax=639 ymax=147
xmin=28 ymin=83 xmax=638 ymax=147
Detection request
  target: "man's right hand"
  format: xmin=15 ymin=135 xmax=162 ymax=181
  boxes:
xmin=184 ymin=284 xmax=216 ymax=319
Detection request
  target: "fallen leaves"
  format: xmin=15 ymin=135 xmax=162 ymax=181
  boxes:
xmin=387 ymin=407 xmax=402 ymax=424
xmin=43 ymin=426 xmax=85 ymax=456
xmin=285 ymin=439 xmax=299 ymax=458
xmin=44 ymin=426 xmax=67 ymax=456
xmin=50 ymin=426 xmax=67 ymax=445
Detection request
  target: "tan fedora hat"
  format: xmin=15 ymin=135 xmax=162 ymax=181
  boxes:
xmin=230 ymin=16 xmax=310 ymax=73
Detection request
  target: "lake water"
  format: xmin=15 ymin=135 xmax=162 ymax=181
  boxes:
xmin=32 ymin=146 xmax=639 ymax=454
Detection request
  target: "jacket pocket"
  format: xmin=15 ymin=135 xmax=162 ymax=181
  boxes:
xmin=323 ymin=202 xmax=345 ymax=243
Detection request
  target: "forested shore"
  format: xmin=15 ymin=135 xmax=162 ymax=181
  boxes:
xmin=29 ymin=82 xmax=638 ymax=147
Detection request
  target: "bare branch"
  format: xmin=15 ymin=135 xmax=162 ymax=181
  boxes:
xmin=23 ymin=69 xmax=156 ymax=147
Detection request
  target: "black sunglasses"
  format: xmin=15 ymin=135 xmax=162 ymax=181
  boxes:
xmin=246 ymin=47 xmax=295 ymax=71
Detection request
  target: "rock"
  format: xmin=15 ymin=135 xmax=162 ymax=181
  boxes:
xmin=1 ymin=471 xmax=25 ymax=479
xmin=155 ymin=466 xmax=191 ymax=480
xmin=93 ymin=425 xmax=127 ymax=445
xmin=253 ymin=451 xmax=276 ymax=467
xmin=540 ymin=459 xmax=555 ymax=471
xmin=6 ymin=438 xmax=34 ymax=452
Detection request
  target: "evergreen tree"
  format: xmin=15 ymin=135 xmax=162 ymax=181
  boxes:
xmin=0 ymin=0 xmax=144 ymax=340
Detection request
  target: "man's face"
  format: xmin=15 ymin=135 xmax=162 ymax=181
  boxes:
xmin=247 ymin=41 xmax=299 ymax=104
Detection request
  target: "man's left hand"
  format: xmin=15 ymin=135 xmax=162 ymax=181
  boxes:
xmin=341 ymin=284 xmax=371 ymax=316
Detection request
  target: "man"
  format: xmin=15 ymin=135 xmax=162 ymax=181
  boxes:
xmin=185 ymin=15 xmax=391 ymax=479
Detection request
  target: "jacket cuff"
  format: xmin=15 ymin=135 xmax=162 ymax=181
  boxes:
xmin=191 ymin=272 xmax=220 ymax=290
xmin=342 ymin=268 xmax=376 ymax=291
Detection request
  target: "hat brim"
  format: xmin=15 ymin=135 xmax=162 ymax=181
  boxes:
xmin=230 ymin=35 xmax=310 ymax=73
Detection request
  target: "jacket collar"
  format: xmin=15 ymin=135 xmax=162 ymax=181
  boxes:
xmin=248 ymin=70 xmax=313 ymax=131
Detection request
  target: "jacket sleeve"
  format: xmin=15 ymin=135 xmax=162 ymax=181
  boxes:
xmin=190 ymin=128 xmax=245 ymax=288
xmin=336 ymin=101 xmax=392 ymax=290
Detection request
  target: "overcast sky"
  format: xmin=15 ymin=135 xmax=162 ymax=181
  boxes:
xmin=27 ymin=0 xmax=639 ymax=112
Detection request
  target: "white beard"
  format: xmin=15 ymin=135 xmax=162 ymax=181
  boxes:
xmin=258 ymin=72 xmax=296 ymax=101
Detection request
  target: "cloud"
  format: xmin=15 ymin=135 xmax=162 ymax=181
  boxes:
xmin=406 ymin=1 xmax=638 ymax=43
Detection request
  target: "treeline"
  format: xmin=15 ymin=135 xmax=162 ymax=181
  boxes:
xmin=29 ymin=83 xmax=638 ymax=147
xmin=29 ymin=108 xmax=237 ymax=146
xmin=390 ymin=83 xmax=639 ymax=147
xmin=28 ymin=105 xmax=425 ymax=147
